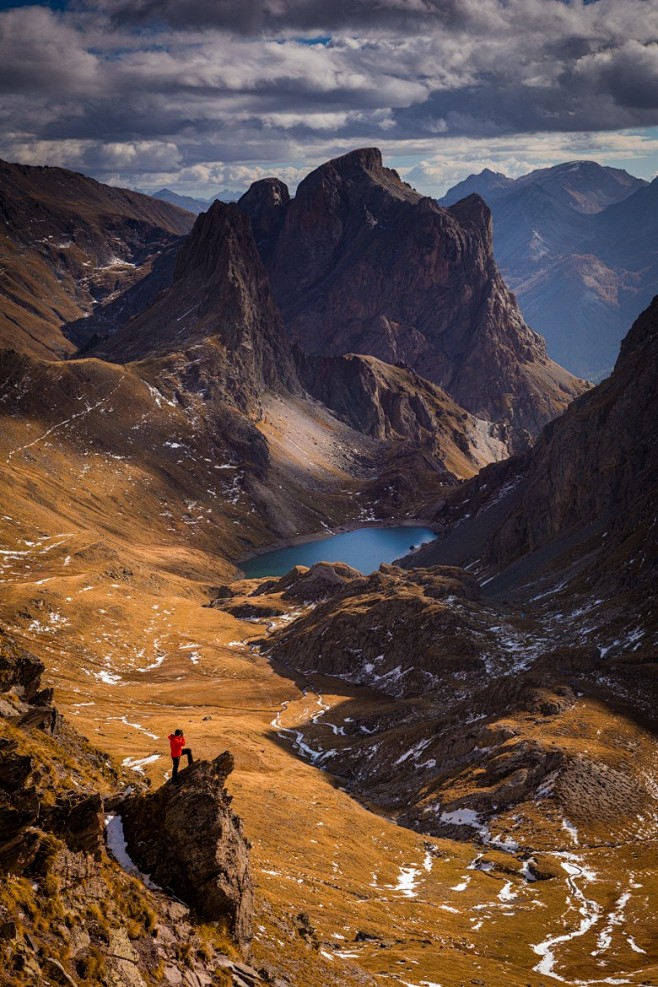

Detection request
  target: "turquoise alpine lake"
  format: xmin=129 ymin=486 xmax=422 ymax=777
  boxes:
xmin=240 ymin=525 xmax=436 ymax=578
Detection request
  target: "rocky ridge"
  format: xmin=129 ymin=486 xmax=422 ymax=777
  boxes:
xmin=224 ymin=553 xmax=658 ymax=870
xmin=294 ymin=349 xmax=511 ymax=471
xmin=409 ymin=295 xmax=658 ymax=662
xmin=0 ymin=629 xmax=259 ymax=987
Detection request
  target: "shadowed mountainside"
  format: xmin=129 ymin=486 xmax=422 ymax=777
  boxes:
xmin=93 ymin=201 xmax=298 ymax=415
xmin=405 ymin=295 xmax=658 ymax=662
xmin=0 ymin=159 xmax=194 ymax=361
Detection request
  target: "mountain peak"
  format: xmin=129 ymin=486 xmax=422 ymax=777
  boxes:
xmin=438 ymin=168 xmax=514 ymax=206
xmin=254 ymin=150 xmax=584 ymax=441
xmin=94 ymin=196 xmax=297 ymax=407
xmin=480 ymin=167 xmax=508 ymax=178
xmin=330 ymin=146 xmax=384 ymax=173
xmin=295 ymin=145 xmax=419 ymax=212
xmin=173 ymin=199 xmax=251 ymax=284
xmin=238 ymin=178 xmax=291 ymax=265
xmin=447 ymin=192 xmax=492 ymax=232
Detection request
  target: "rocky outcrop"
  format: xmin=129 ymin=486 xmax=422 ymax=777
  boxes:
xmin=267 ymin=560 xmax=364 ymax=602
xmin=121 ymin=752 xmax=254 ymax=948
xmin=0 ymin=633 xmax=107 ymax=874
xmin=295 ymin=349 xmax=516 ymax=461
xmin=0 ymin=630 xmax=260 ymax=985
xmin=233 ymin=560 xmax=361 ymax=602
xmin=267 ymin=564 xmax=503 ymax=700
xmin=240 ymin=148 xmax=586 ymax=438
xmin=95 ymin=201 xmax=298 ymax=415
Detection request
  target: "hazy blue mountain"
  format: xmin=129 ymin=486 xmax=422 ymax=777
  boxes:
xmin=151 ymin=187 xmax=207 ymax=212
xmin=151 ymin=187 xmax=242 ymax=213
xmin=439 ymin=161 xmax=650 ymax=379
xmin=437 ymin=167 xmax=514 ymax=204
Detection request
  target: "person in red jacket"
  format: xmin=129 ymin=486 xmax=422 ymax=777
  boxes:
xmin=168 ymin=729 xmax=193 ymax=782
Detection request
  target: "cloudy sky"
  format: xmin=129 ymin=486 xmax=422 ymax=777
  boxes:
xmin=1 ymin=0 xmax=657 ymax=197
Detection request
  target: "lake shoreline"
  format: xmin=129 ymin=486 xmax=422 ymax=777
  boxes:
xmin=237 ymin=520 xmax=439 ymax=579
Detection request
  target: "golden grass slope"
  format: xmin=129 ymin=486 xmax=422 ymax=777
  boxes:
xmin=1 ymin=349 xmax=657 ymax=986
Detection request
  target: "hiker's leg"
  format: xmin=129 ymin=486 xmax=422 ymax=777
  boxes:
xmin=171 ymin=756 xmax=180 ymax=781
xmin=183 ymin=747 xmax=193 ymax=765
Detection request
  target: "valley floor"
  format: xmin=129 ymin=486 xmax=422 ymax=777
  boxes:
xmin=1 ymin=512 xmax=657 ymax=987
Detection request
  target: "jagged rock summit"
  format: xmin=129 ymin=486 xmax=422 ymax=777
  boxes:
xmin=121 ymin=750 xmax=254 ymax=948
xmin=240 ymin=147 xmax=586 ymax=442
xmin=95 ymin=201 xmax=297 ymax=412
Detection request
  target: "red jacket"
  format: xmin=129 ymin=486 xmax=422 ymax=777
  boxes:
xmin=169 ymin=733 xmax=186 ymax=757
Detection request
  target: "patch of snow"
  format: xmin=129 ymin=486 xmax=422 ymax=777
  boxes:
xmin=592 ymin=892 xmax=630 ymax=957
xmin=122 ymin=753 xmax=160 ymax=773
xmin=467 ymin=855 xmax=494 ymax=872
xmin=440 ymin=808 xmax=490 ymax=842
xmin=118 ymin=717 xmax=159 ymax=740
xmin=105 ymin=813 xmax=160 ymax=889
xmin=491 ymin=834 xmax=519 ymax=852
xmin=94 ymin=670 xmax=122 ymax=685
xmin=395 ymin=739 xmax=431 ymax=765
xmin=562 ymin=817 xmax=580 ymax=845
xmin=521 ymin=858 xmax=538 ymax=882
xmin=146 ymin=383 xmax=176 ymax=408
xmin=136 ymin=651 xmax=165 ymax=672
xmin=393 ymin=866 xmax=421 ymax=898
xmin=498 ymin=881 xmax=517 ymax=902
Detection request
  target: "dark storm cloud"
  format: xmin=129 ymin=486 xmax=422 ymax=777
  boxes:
xmin=1 ymin=0 xmax=658 ymax=193
xmin=97 ymin=0 xmax=471 ymax=34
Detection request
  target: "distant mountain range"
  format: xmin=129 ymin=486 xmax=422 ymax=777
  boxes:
xmin=439 ymin=161 xmax=656 ymax=380
xmin=150 ymin=186 xmax=242 ymax=212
